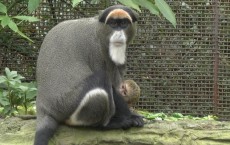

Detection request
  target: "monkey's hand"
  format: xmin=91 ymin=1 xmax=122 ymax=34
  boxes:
xmin=118 ymin=114 xmax=144 ymax=129
xmin=130 ymin=113 xmax=144 ymax=127
xmin=102 ymin=114 xmax=144 ymax=130
xmin=100 ymin=116 xmax=132 ymax=130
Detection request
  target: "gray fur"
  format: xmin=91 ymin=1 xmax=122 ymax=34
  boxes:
xmin=35 ymin=5 xmax=138 ymax=145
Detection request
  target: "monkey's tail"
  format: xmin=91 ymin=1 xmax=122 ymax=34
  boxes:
xmin=34 ymin=116 xmax=58 ymax=145
xmin=16 ymin=115 xmax=36 ymax=120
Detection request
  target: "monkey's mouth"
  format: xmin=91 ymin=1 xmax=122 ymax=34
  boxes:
xmin=113 ymin=41 xmax=125 ymax=46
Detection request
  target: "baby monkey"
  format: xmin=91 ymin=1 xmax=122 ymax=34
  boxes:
xmin=119 ymin=80 xmax=140 ymax=108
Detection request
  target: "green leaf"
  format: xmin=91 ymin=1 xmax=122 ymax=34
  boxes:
xmin=13 ymin=16 xmax=39 ymax=22
xmin=1 ymin=16 xmax=10 ymax=28
xmin=0 ymin=93 xmax=10 ymax=106
xmin=2 ymin=17 xmax=34 ymax=42
xmin=5 ymin=67 xmax=11 ymax=78
xmin=9 ymin=80 xmax=16 ymax=86
xmin=15 ymin=75 xmax=25 ymax=81
xmin=8 ymin=20 xmax=19 ymax=32
xmin=26 ymin=90 xmax=37 ymax=100
xmin=28 ymin=0 xmax=41 ymax=13
xmin=20 ymin=82 xmax=37 ymax=100
xmin=172 ymin=113 xmax=184 ymax=118
xmin=0 ymin=107 xmax=3 ymax=113
xmin=28 ymin=87 xmax=37 ymax=91
xmin=72 ymin=0 xmax=84 ymax=7
xmin=3 ymin=105 xmax=12 ymax=115
xmin=5 ymin=67 xmax=18 ymax=80
xmin=0 ymin=2 xmax=7 ymax=13
xmin=23 ymin=82 xmax=37 ymax=88
xmin=16 ymin=30 xmax=34 ymax=42
xmin=133 ymin=0 xmax=159 ymax=15
xmin=165 ymin=116 xmax=178 ymax=121
xmin=9 ymin=71 xmax=18 ymax=78
xmin=9 ymin=71 xmax=18 ymax=81
xmin=0 ymin=76 xmax=7 ymax=84
xmin=18 ymin=85 xmax=29 ymax=92
xmin=118 ymin=0 xmax=141 ymax=12
xmin=90 ymin=0 xmax=100 ymax=4
xmin=155 ymin=0 xmax=176 ymax=28
xmin=0 ymin=15 xmax=4 ymax=20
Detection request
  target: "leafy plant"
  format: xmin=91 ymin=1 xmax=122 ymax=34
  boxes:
xmin=0 ymin=0 xmax=40 ymax=42
xmin=0 ymin=67 xmax=37 ymax=117
xmin=72 ymin=0 xmax=176 ymax=27
xmin=138 ymin=111 xmax=218 ymax=121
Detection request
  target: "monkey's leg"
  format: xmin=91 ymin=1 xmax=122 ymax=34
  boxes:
xmin=66 ymin=88 xmax=112 ymax=126
xmin=103 ymin=88 xmax=144 ymax=130
xmin=34 ymin=116 xmax=58 ymax=145
xmin=66 ymin=70 xmax=115 ymax=127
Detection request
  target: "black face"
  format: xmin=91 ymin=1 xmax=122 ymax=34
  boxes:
xmin=106 ymin=18 xmax=131 ymax=30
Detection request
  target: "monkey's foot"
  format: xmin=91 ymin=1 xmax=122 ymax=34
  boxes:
xmin=130 ymin=114 xmax=144 ymax=127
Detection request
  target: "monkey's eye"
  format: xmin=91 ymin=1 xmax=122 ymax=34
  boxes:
xmin=120 ymin=20 xmax=129 ymax=28
xmin=108 ymin=19 xmax=118 ymax=28
xmin=107 ymin=18 xmax=130 ymax=29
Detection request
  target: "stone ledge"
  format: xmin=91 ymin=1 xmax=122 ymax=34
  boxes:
xmin=0 ymin=117 xmax=230 ymax=145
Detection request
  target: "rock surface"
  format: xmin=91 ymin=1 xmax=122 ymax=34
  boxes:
xmin=0 ymin=117 xmax=230 ymax=145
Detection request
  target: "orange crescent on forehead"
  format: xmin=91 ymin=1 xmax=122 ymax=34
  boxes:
xmin=105 ymin=9 xmax=133 ymax=24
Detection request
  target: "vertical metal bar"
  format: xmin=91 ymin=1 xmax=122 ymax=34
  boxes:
xmin=213 ymin=0 xmax=219 ymax=115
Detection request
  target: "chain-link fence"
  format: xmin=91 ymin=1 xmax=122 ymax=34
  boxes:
xmin=0 ymin=0 xmax=229 ymax=120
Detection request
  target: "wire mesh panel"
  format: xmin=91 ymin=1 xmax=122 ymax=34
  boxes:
xmin=0 ymin=0 xmax=230 ymax=120
xmin=0 ymin=1 xmax=38 ymax=81
xmin=127 ymin=1 xmax=216 ymax=117
xmin=218 ymin=0 xmax=230 ymax=120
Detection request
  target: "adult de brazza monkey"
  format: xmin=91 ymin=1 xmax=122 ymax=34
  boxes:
xmin=34 ymin=5 xmax=144 ymax=145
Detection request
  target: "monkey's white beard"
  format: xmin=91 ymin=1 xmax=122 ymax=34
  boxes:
xmin=109 ymin=30 xmax=127 ymax=65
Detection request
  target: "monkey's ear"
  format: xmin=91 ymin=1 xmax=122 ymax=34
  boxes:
xmin=99 ymin=5 xmax=139 ymax=23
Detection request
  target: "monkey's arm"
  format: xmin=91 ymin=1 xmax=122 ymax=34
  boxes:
xmin=117 ymin=65 xmax=126 ymax=79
